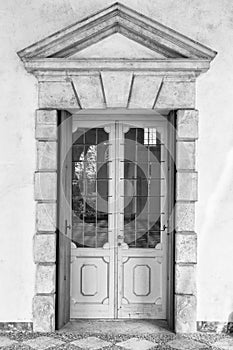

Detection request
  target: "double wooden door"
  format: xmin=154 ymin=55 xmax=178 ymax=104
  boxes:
xmin=70 ymin=117 xmax=168 ymax=319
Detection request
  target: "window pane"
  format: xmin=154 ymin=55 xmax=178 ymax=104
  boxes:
xmin=124 ymin=127 xmax=163 ymax=248
xmin=72 ymin=128 xmax=109 ymax=248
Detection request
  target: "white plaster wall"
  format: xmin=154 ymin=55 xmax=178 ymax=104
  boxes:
xmin=0 ymin=0 xmax=233 ymax=322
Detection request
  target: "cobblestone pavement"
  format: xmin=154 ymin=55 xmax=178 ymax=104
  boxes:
xmin=0 ymin=331 xmax=233 ymax=350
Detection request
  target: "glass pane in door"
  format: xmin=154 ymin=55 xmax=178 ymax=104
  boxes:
xmin=72 ymin=128 xmax=110 ymax=248
xmin=123 ymin=127 xmax=164 ymax=248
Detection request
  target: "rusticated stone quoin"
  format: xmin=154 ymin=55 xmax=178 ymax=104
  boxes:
xmin=175 ymin=234 xmax=197 ymax=263
xmin=34 ymin=172 xmax=57 ymax=201
xmin=34 ymin=109 xmax=58 ymax=332
xmin=176 ymin=171 xmax=198 ymax=201
xmin=36 ymin=202 xmax=56 ymax=232
xmin=34 ymin=234 xmax=56 ymax=263
xmin=35 ymin=264 xmax=56 ymax=294
xmin=175 ymin=202 xmax=195 ymax=232
xmin=175 ymin=264 xmax=196 ymax=295
xmin=35 ymin=110 xmax=58 ymax=140
xmin=176 ymin=110 xmax=199 ymax=140
xmin=175 ymin=109 xmax=198 ymax=333
xmin=176 ymin=141 xmax=196 ymax=170
xmin=33 ymin=295 xmax=55 ymax=332
xmin=175 ymin=295 xmax=197 ymax=333
xmin=37 ymin=141 xmax=57 ymax=170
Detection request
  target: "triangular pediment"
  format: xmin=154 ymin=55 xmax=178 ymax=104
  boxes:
xmin=18 ymin=2 xmax=216 ymax=61
xmin=69 ymin=33 xmax=165 ymax=59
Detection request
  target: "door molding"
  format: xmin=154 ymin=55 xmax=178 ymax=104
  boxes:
xmin=18 ymin=2 xmax=216 ymax=333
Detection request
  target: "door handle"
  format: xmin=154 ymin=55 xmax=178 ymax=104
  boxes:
xmin=65 ymin=219 xmax=72 ymax=235
xmin=117 ymin=234 xmax=123 ymax=240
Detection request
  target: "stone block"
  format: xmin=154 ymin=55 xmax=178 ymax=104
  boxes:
xmin=72 ymin=75 xmax=105 ymax=108
xmin=175 ymin=202 xmax=195 ymax=231
xmin=35 ymin=110 xmax=58 ymax=140
xmin=34 ymin=234 xmax=56 ymax=263
xmin=156 ymin=81 xmax=195 ymax=109
xmin=175 ymin=295 xmax=197 ymax=333
xmin=35 ymin=125 xmax=57 ymax=141
xmin=176 ymin=172 xmax=198 ymax=201
xmin=101 ymin=71 xmax=132 ymax=108
xmin=128 ymin=75 xmax=162 ymax=109
xmin=33 ymin=295 xmax=55 ymax=332
xmin=35 ymin=264 xmax=56 ymax=294
xmin=37 ymin=141 xmax=57 ymax=170
xmin=34 ymin=172 xmax=57 ymax=201
xmin=36 ymin=110 xmax=57 ymax=124
xmin=36 ymin=202 xmax=56 ymax=232
xmin=176 ymin=141 xmax=196 ymax=170
xmin=177 ymin=110 xmax=198 ymax=140
xmin=176 ymin=234 xmax=197 ymax=263
xmin=39 ymin=82 xmax=80 ymax=109
xmin=175 ymin=264 xmax=196 ymax=295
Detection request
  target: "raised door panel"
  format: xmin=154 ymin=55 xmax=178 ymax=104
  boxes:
xmin=70 ymin=248 xmax=114 ymax=318
xmin=118 ymin=247 xmax=165 ymax=318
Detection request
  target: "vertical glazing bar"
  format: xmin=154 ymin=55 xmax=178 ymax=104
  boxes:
xmin=115 ymin=122 xmax=119 ymax=318
xmin=117 ymin=122 xmax=127 ymax=317
xmin=95 ymin=129 xmax=97 ymax=248
xmin=135 ymin=128 xmax=138 ymax=247
xmin=158 ymin=125 xmax=167 ymax=247
xmin=83 ymin=130 xmax=86 ymax=248
xmin=105 ymin=123 xmax=116 ymax=318
xmin=147 ymin=135 xmax=150 ymax=248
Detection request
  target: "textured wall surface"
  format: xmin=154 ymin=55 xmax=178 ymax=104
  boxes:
xmin=0 ymin=0 xmax=233 ymax=322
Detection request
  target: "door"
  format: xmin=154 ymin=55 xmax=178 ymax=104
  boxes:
xmin=57 ymin=111 xmax=72 ymax=328
xmin=70 ymin=117 xmax=168 ymax=319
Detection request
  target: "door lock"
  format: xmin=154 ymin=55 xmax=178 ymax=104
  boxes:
xmin=117 ymin=234 xmax=123 ymax=240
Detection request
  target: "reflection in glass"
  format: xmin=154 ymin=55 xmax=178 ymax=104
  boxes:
xmin=123 ymin=128 xmax=163 ymax=248
xmin=72 ymin=128 xmax=109 ymax=248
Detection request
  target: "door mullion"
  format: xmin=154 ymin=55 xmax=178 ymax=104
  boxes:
xmin=116 ymin=122 xmax=126 ymax=317
xmin=114 ymin=122 xmax=119 ymax=319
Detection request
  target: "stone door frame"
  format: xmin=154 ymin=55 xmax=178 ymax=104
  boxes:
xmin=17 ymin=2 xmax=216 ymax=333
xmin=34 ymin=105 xmax=198 ymax=333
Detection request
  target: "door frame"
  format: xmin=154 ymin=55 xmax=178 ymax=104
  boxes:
xmin=33 ymin=105 xmax=198 ymax=332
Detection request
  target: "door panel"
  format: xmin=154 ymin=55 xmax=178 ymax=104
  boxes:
xmin=71 ymin=125 xmax=114 ymax=318
xmin=70 ymin=119 xmax=168 ymax=319
xmin=117 ymin=123 xmax=167 ymax=318
xmin=57 ymin=111 xmax=72 ymax=329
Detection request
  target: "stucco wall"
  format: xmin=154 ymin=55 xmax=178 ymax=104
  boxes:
xmin=0 ymin=0 xmax=233 ymax=323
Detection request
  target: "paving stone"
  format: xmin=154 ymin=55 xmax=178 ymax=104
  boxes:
xmin=70 ymin=336 xmax=112 ymax=349
xmin=166 ymin=338 xmax=207 ymax=349
xmin=0 ymin=336 xmax=18 ymax=347
xmin=23 ymin=336 xmax=64 ymax=349
xmin=212 ymin=338 xmax=233 ymax=349
xmin=116 ymin=337 xmax=157 ymax=350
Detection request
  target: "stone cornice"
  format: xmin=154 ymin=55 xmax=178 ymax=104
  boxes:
xmin=23 ymin=58 xmax=211 ymax=78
